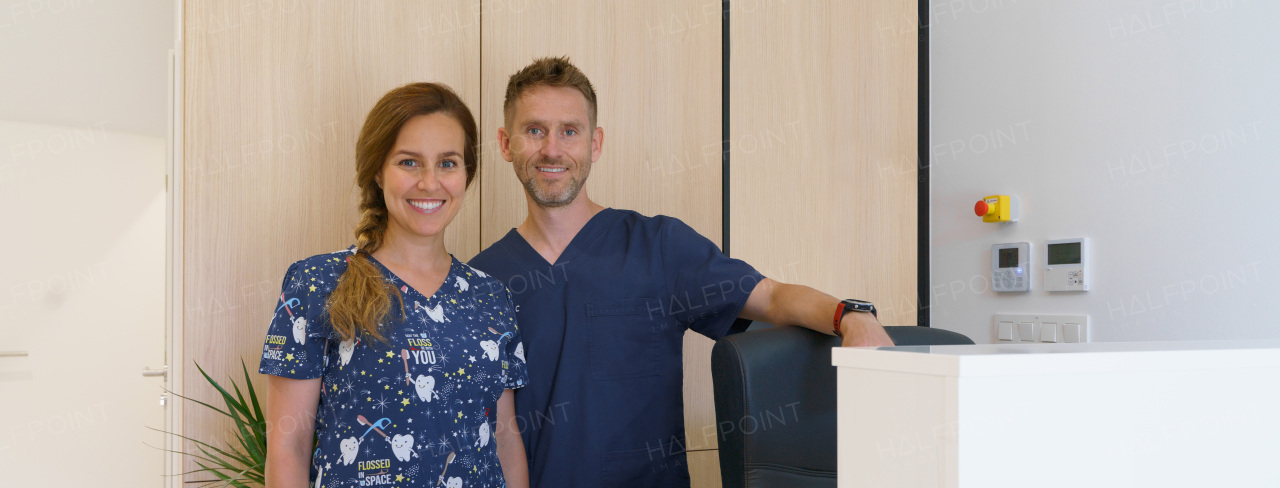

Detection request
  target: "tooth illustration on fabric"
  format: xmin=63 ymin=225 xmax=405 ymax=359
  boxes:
xmin=513 ymin=342 xmax=525 ymax=362
xmin=445 ymin=477 xmax=463 ymax=488
xmin=277 ymin=294 xmax=306 ymax=344
xmin=338 ymin=338 xmax=357 ymax=366
xmin=479 ymin=340 xmax=500 ymax=361
xmin=456 ymin=275 xmax=469 ymax=292
xmin=472 ymin=268 xmax=488 ymax=278
xmin=475 ymin=422 xmax=490 ymax=448
xmin=414 ymin=374 xmax=439 ymax=402
xmin=388 ymin=433 xmax=417 ymax=462
xmin=291 ymin=316 xmax=308 ymax=345
xmin=416 ymin=301 xmax=448 ymax=323
xmin=338 ymin=437 xmax=359 ymax=465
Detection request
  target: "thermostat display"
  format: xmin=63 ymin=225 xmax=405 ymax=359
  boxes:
xmin=1046 ymin=238 xmax=1089 ymax=292
xmin=991 ymin=242 xmax=1031 ymax=292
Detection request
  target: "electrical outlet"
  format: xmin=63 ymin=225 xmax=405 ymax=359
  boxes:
xmin=993 ymin=314 xmax=1088 ymax=343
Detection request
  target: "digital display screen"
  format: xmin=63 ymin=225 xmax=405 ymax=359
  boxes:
xmin=998 ymin=248 xmax=1019 ymax=268
xmin=1048 ymin=242 xmax=1082 ymax=265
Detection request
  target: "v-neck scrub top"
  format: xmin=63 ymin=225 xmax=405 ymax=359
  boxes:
xmin=468 ymin=209 xmax=764 ymax=487
xmin=259 ymin=249 xmax=528 ymax=488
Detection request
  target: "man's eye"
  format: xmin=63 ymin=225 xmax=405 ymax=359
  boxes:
xmin=528 ymin=128 xmax=544 ymax=136
xmin=564 ymin=129 xmax=577 ymax=137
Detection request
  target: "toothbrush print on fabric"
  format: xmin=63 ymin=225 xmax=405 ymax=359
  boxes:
xmin=259 ymin=248 xmax=528 ymax=487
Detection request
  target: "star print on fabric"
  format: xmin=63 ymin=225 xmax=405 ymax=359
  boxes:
xmin=386 ymin=351 xmax=394 ymax=358
xmin=309 ymin=285 xmax=317 ymax=292
xmin=402 ymin=398 xmax=411 ymax=406
xmin=285 ymin=353 xmax=294 ymax=360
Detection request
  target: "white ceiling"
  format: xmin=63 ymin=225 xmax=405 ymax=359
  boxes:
xmin=0 ymin=0 xmax=174 ymax=137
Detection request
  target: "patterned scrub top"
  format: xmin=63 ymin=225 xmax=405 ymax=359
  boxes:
xmin=259 ymin=248 xmax=528 ymax=488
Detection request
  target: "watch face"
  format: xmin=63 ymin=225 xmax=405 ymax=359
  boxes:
xmin=843 ymin=299 xmax=874 ymax=312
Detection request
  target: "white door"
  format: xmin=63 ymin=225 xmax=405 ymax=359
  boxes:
xmin=0 ymin=1 xmax=174 ymax=486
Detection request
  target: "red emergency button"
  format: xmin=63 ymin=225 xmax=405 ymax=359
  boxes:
xmin=974 ymin=200 xmax=990 ymax=217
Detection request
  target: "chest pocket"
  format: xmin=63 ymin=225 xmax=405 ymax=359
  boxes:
xmin=586 ymin=297 xmax=663 ymax=380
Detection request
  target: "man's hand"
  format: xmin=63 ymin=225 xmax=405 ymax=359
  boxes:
xmin=839 ymin=312 xmax=894 ymax=348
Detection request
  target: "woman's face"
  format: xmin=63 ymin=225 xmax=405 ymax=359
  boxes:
xmin=376 ymin=113 xmax=468 ymax=242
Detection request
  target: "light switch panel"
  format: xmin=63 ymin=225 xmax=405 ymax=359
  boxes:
xmin=993 ymin=314 xmax=1088 ymax=343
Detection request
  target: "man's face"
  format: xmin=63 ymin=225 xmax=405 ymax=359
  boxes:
xmin=500 ymin=85 xmax=603 ymax=208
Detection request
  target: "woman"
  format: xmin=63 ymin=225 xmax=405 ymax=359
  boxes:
xmin=260 ymin=83 xmax=529 ymax=488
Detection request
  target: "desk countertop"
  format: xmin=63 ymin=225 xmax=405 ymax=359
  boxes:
xmin=831 ymin=339 xmax=1280 ymax=377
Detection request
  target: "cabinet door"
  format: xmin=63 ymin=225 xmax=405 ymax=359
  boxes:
xmin=182 ymin=0 xmax=480 ymax=481
xmin=480 ymin=1 xmax=724 ymax=486
xmin=731 ymin=1 xmax=918 ymax=327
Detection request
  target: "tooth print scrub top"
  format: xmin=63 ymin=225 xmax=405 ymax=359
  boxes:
xmin=259 ymin=248 xmax=528 ymax=488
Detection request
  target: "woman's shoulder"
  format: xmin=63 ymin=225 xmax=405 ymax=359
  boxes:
xmin=283 ymin=247 xmax=359 ymax=277
xmin=456 ymin=259 xmax=507 ymax=293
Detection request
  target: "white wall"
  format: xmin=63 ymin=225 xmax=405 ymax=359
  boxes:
xmin=0 ymin=0 xmax=173 ymax=137
xmin=929 ymin=0 xmax=1280 ymax=343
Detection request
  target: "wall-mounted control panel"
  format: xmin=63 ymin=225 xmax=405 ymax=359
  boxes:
xmin=1045 ymin=238 xmax=1089 ymax=292
xmin=991 ymin=242 xmax=1030 ymax=292
xmin=994 ymin=314 xmax=1089 ymax=343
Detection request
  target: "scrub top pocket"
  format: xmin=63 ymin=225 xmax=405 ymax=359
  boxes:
xmin=586 ymin=297 xmax=663 ymax=380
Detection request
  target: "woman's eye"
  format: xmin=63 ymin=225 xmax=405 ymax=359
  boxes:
xmin=440 ymin=160 xmax=458 ymax=169
xmin=399 ymin=159 xmax=419 ymax=168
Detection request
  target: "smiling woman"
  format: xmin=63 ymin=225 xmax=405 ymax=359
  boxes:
xmin=261 ymin=82 xmax=531 ymax=488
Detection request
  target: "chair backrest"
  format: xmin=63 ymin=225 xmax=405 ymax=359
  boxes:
xmin=710 ymin=324 xmax=974 ymax=488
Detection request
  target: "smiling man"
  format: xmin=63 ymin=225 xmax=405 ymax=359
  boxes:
xmin=468 ymin=56 xmax=894 ymax=487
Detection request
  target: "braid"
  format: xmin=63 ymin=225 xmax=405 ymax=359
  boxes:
xmin=327 ymin=202 xmax=403 ymax=343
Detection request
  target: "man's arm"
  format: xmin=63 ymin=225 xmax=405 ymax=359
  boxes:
xmin=738 ymin=278 xmax=894 ymax=347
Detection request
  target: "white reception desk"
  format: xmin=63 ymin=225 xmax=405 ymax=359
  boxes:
xmin=832 ymin=340 xmax=1280 ymax=488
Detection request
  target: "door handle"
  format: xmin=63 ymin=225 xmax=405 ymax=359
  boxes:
xmin=0 ymin=351 xmax=29 ymax=358
xmin=142 ymin=365 xmax=168 ymax=378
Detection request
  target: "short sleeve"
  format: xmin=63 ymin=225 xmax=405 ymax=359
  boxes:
xmin=258 ymin=261 xmax=330 ymax=379
xmin=661 ymin=217 xmax=764 ymax=340
xmin=499 ymin=287 xmax=529 ymax=390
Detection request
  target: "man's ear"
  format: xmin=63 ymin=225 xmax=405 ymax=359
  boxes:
xmin=497 ymin=126 xmax=514 ymax=162
xmin=591 ymin=126 xmax=604 ymax=162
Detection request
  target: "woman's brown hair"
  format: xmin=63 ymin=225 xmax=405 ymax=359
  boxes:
xmin=326 ymin=82 xmax=479 ymax=343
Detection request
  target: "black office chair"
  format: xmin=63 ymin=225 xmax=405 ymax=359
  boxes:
xmin=710 ymin=324 xmax=974 ymax=488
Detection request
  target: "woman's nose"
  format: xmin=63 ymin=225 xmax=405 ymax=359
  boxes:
xmin=417 ymin=168 xmax=440 ymax=191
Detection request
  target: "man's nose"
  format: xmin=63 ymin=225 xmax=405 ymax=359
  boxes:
xmin=541 ymin=132 xmax=565 ymax=159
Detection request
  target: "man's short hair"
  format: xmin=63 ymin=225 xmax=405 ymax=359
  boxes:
xmin=503 ymin=56 xmax=598 ymax=128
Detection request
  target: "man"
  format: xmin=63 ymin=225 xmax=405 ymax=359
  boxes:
xmin=469 ymin=56 xmax=894 ymax=487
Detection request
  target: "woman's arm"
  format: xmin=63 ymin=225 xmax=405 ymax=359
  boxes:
xmin=495 ymin=389 xmax=529 ymax=488
xmin=265 ymin=375 xmax=321 ymax=488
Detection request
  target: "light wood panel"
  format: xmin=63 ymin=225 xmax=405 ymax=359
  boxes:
xmin=731 ymin=2 xmax=919 ymax=327
xmin=480 ymin=1 xmax=724 ymax=485
xmin=182 ymin=0 xmax=479 ymax=481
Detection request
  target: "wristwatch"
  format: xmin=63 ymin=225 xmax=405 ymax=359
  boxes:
xmin=833 ymin=298 xmax=877 ymax=338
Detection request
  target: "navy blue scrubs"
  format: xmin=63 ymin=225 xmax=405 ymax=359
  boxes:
xmin=469 ymin=209 xmax=763 ymax=487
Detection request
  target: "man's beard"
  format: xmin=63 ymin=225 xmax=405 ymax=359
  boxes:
xmin=520 ymin=157 xmax=590 ymax=208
